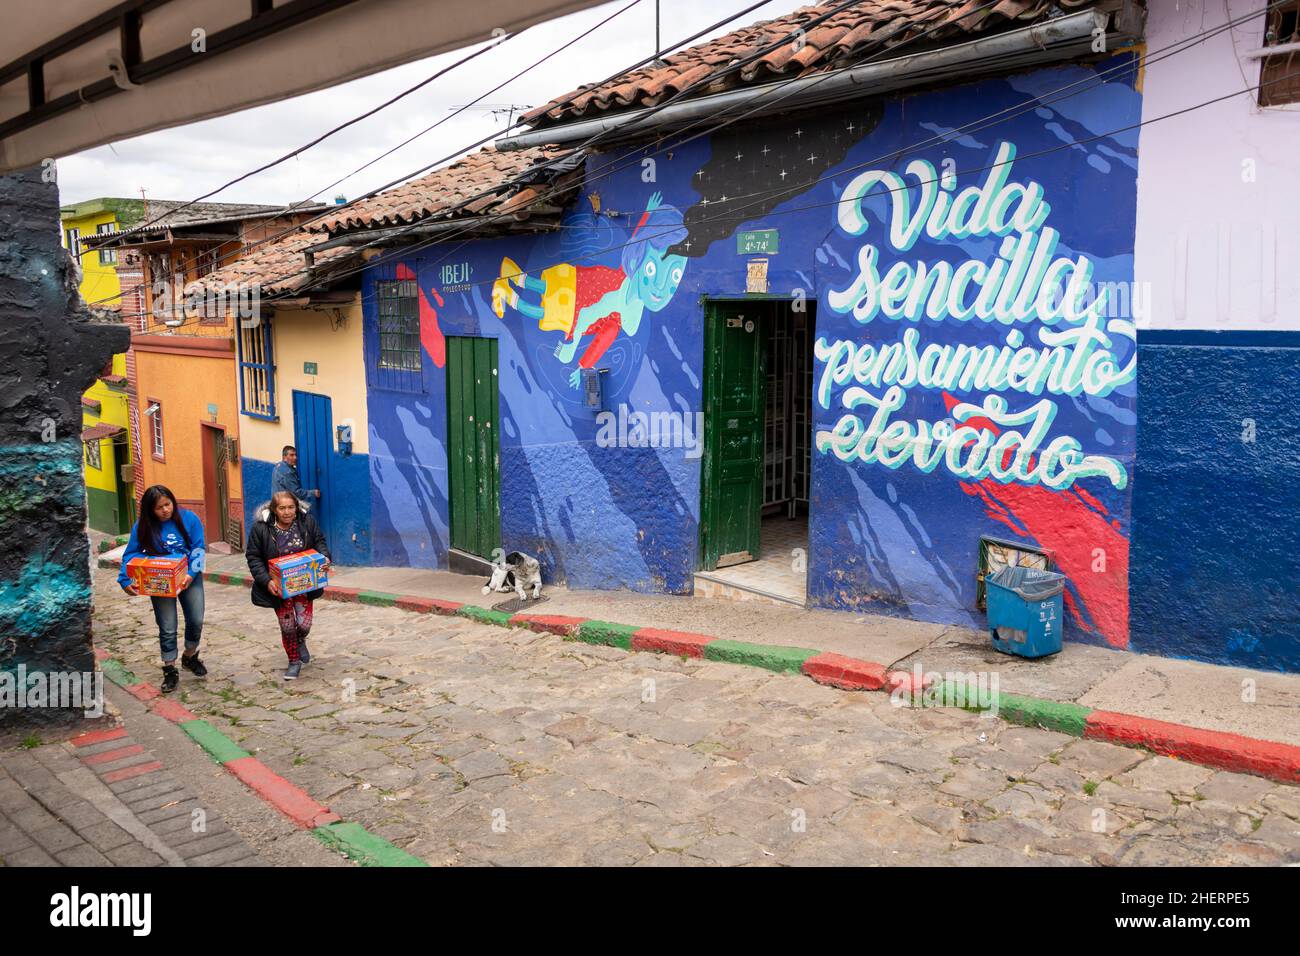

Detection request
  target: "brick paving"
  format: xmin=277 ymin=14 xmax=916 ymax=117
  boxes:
xmin=92 ymin=568 xmax=1300 ymax=866
xmin=0 ymin=722 xmax=259 ymax=867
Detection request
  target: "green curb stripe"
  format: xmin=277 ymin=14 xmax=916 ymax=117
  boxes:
xmin=703 ymin=639 xmax=818 ymax=673
xmin=575 ymin=620 xmax=637 ymax=650
xmin=456 ymin=605 xmax=514 ymax=627
xmin=933 ymin=680 xmax=1091 ymax=736
xmin=100 ymin=659 xmax=138 ymax=687
xmin=312 ymin=822 xmax=428 ymax=867
xmin=358 ymin=590 xmax=399 ymax=607
xmin=224 ymin=572 xmax=248 ymax=586
xmin=995 ymin=694 xmax=1091 ymax=736
xmin=180 ymin=719 xmax=251 ymax=764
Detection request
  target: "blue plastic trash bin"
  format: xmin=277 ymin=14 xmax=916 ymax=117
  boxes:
xmin=986 ymin=566 xmax=1066 ymax=658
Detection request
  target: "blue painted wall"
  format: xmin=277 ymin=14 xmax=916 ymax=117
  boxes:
xmin=1131 ymin=332 xmax=1300 ymax=672
xmin=364 ymin=56 xmax=1145 ymax=650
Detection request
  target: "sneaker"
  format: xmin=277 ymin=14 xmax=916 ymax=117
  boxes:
xmin=161 ymin=665 xmax=179 ymax=693
xmin=283 ymin=662 xmax=302 ymax=681
xmin=298 ymin=641 xmax=310 ymax=665
xmin=181 ymin=653 xmax=207 ymax=678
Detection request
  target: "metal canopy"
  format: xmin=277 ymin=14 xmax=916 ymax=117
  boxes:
xmin=0 ymin=0 xmax=602 ymax=172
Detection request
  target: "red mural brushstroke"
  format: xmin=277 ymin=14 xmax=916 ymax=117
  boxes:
xmin=943 ymin=391 xmax=1130 ymax=648
xmin=396 ymin=263 xmax=445 ymax=368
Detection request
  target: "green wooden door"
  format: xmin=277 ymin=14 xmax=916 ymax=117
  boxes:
xmin=701 ymin=303 xmax=765 ymax=570
xmin=447 ymin=337 xmax=501 ymax=558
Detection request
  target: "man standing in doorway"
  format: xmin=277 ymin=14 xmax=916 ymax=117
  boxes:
xmin=272 ymin=445 xmax=319 ymax=510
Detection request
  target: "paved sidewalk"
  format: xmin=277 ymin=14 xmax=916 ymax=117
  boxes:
xmin=0 ymin=720 xmax=258 ymax=867
xmin=91 ymin=570 xmax=1300 ymax=867
xmin=125 ymin=548 xmax=1300 ymax=749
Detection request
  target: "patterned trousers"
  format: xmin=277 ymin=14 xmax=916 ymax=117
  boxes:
xmin=275 ymin=595 xmax=314 ymax=663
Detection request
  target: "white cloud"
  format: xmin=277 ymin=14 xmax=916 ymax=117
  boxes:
xmin=56 ymin=0 xmax=806 ymax=208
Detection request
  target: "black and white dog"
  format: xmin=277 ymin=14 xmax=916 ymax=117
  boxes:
xmin=482 ymin=551 xmax=543 ymax=602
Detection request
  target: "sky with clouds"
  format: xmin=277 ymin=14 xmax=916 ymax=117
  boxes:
xmin=56 ymin=0 xmax=809 ymax=209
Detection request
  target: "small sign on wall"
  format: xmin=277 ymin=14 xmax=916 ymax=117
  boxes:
xmin=737 ymin=229 xmax=778 ymax=255
xmin=746 ymin=258 xmax=769 ymax=294
xmin=303 ymin=362 xmax=318 ymax=375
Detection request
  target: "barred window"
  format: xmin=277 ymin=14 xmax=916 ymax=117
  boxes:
xmin=84 ymin=439 xmax=101 ymax=470
xmin=97 ymin=223 xmax=116 ymax=264
xmin=1259 ymin=1 xmax=1300 ymax=107
xmin=238 ymin=317 xmax=277 ymax=420
xmin=376 ymin=279 xmax=421 ymax=373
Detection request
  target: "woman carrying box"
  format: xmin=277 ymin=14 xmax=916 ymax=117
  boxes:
xmin=117 ymin=484 xmax=208 ymax=693
xmin=246 ymin=490 xmax=331 ymax=680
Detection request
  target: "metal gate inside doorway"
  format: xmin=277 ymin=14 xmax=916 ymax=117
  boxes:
xmin=763 ymin=302 xmax=812 ymax=517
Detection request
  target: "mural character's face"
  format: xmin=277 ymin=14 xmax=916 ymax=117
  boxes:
xmin=636 ymin=250 xmax=686 ymax=311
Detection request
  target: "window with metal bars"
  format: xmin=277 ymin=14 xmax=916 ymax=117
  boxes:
xmin=96 ymin=223 xmax=116 ymax=264
xmin=84 ymin=438 xmax=101 ymax=470
xmin=1259 ymin=2 xmax=1300 ymax=106
xmin=371 ymin=277 xmax=424 ymax=392
xmin=148 ymin=401 xmax=165 ymax=460
xmin=238 ymin=317 xmax=277 ymax=420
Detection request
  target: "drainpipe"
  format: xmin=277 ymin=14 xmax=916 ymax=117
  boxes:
xmin=496 ymin=6 xmax=1141 ymax=151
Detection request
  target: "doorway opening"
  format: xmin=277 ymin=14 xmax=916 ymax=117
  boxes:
xmin=698 ymin=298 xmax=813 ymax=606
xmin=446 ymin=336 xmax=501 ymax=566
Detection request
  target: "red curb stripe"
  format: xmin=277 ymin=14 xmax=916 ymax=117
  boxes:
xmin=630 ymin=628 xmax=715 ymax=658
xmin=125 ymin=682 xmax=160 ymax=702
xmin=802 ymin=652 xmax=888 ymax=691
xmin=71 ymin=726 xmax=127 ymax=748
xmin=101 ymin=761 xmax=164 ymax=783
xmin=394 ymin=595 xmax=463 ymax=615
xmin=150 ymin=698 xmax=198 ymax=723
xmin=323 ymin=586 xmax=362 ymax=603
xmin=93 ymin=648 xmax=111 ymax=661
xmin=224 ymin=756 xmax=341 ymax=829
xmin=1085 ymin=711 xmax=1300 ymax=785
xmin=508 ymin=613 xmax=587 ymax=636
xmin=81 ymin=743 xmax=145 ymax=766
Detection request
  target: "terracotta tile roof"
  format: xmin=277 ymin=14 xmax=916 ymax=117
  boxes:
xmin=82 ymin=422 xmax=123 ymax=442
xmin=525 ymin=0 xmax=1102 ymax=127
xmin=202 ymin=146 xmax=580 ymax=296
xmin=200 ymin=228 xmax=355 ymax=297
xmin=81 ymin=396 xmax=101 ymax=410
xmin=308 ymin=145 xmax=580 ymax=233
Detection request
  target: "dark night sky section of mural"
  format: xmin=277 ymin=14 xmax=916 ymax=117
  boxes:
xmin=672 ymin=104 xmax=884 ymax=258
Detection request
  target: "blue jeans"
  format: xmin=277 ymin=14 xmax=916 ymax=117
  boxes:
xmin=149 ymin=575 xmax=205 ymax=663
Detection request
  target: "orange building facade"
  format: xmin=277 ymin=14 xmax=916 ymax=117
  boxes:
xmin=86 ymin=204 xmax=324 ymax=551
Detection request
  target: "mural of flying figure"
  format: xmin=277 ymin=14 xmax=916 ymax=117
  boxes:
xmin=491 ymin=191 xmax=688 ymax=388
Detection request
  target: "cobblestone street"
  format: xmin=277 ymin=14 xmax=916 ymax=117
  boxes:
xmin=93 ymin=571 xmax=1300 ymax=866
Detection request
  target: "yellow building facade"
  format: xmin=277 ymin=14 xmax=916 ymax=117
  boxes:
xmin=59 ymin=197 xmax=147 ymax=307
xmin=81 ymin=354 xmax=134 ymax=534
xmin=236 ymin=300 xmax=371 ymax=565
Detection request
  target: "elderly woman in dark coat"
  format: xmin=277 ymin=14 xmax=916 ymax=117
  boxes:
xmin=246 ymin=490 xmax=330 ymax=680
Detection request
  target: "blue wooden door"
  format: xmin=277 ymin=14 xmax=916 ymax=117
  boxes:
xmin=292 ymin=390 xmax=333 ymax=542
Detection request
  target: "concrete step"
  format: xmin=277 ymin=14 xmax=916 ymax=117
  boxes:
xmin=693 ymin=572 xmax=805 ymax=609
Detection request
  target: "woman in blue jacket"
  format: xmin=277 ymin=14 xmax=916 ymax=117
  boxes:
xmin=117 ymin=485 xmax=209 ymax=693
